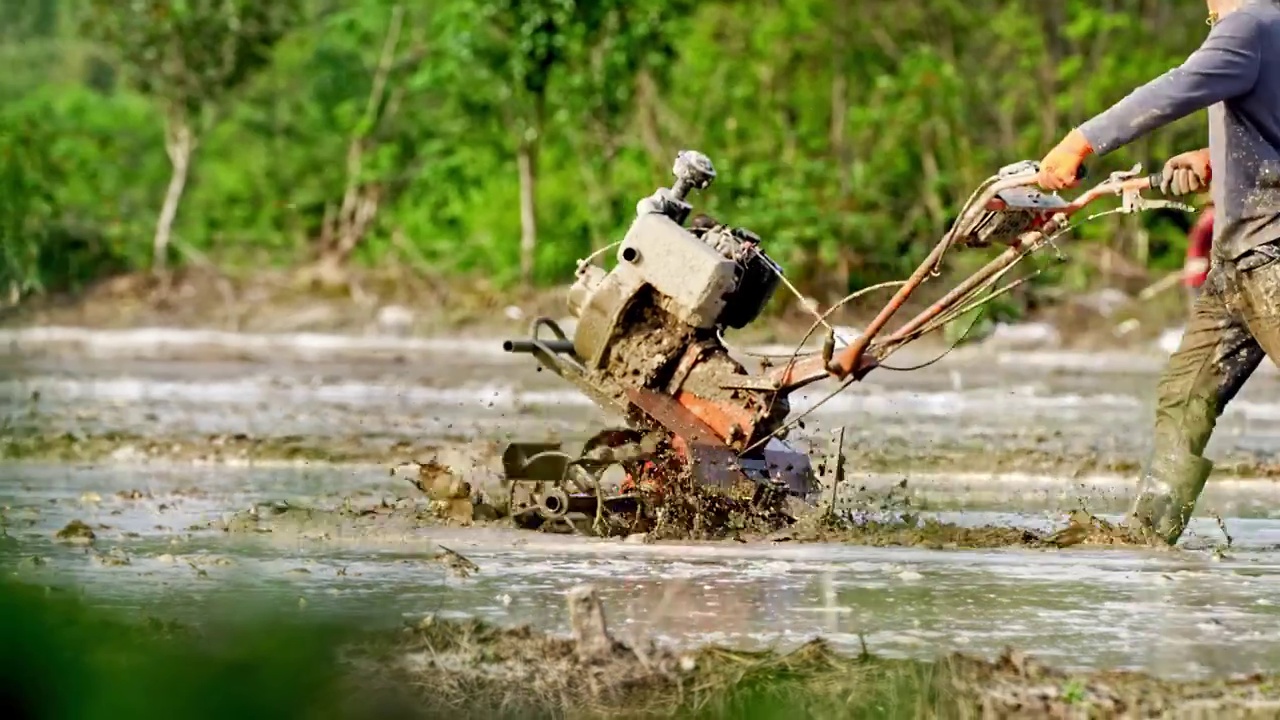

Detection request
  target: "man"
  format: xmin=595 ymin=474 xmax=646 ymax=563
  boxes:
xmin=1036 ymin=0 xmax=1280 ymax=546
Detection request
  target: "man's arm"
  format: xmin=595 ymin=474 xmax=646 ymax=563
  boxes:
xmin=1078 ymin=11 xmax=1263 ymax=155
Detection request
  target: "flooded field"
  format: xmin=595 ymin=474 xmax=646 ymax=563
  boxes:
xmin=5 ymin=329 xmax=1280 ymax=683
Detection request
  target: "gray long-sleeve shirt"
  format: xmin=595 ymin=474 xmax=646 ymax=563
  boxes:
xmin=1077 ymin=1 xmax=1280 ymax=261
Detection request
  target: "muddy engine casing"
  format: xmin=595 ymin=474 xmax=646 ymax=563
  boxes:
xmin=565 ymin=151 xmax=793 ymax=451
xmin=568 ymin=151 xmax=781 ymax=357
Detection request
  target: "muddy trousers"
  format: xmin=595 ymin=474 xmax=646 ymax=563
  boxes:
xmin=1130 ymin=241 xmax=1280 ymax=544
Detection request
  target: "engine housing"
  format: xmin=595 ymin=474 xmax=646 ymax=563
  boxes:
xmin=568 ymin=154 xmax=783 ymax=368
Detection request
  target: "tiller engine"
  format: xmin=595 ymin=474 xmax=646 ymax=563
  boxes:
xmin=501 ymin=152 xmax=1191 ymax=531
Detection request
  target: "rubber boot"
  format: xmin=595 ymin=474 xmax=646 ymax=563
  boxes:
xmin=1126 ymin=450 xmax=1214 ymax=546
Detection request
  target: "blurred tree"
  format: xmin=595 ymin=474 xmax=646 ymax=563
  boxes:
xmin=436 ymin=0 xmax=604 ymax=286
xmin=0 ymin=117 xmax=59 ymax=301
xmin=81 ymin=0 xmax=303 ymax=273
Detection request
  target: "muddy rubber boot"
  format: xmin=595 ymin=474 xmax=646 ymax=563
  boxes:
xmin=1126 ymin=450 xmax=1214 ymax=546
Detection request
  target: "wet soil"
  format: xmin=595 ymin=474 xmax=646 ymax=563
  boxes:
xmin=0 ymin=268 xmax=568 ymax=337
xmin=0 ymin=429 xmax=449 ymax=466
xmin=0 ymin=372 xmax=1256 ymax=555
xmin=9 ymin=428 xmax=1280 ymax=484
xmin=21 ymin=470 xmax=1172 ymax=555
xmin=0 ymin=262 xmax=1196 ymax=354
xmin=8 ymin=333 xmax=1280 ymax=681
xmin=9 ymin=460 xmax=1280 ymax=680
xmin=775 ymin=507 xmax=1160 ymax=551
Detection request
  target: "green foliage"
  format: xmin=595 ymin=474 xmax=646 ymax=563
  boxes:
xmin=0 ymin=113 xmax=59 ymax=298
xmin=0 ymin=579 xmax=385 ymax=720
xmin=81 ymin=0 xmax=304 ymax=121
xmin=0 ymin=88 xmax=145 ymax=298
xmin=0 ymin=0 xmax=1215 ymax=299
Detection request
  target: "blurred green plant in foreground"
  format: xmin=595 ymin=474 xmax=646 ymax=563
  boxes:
xmin=0 ymin=575 xmax=942 ymax=720
xmin=2 ymin=573 xmax=1277 ymax=719
xmin=0 ymin=579 xmax=379 ymax=720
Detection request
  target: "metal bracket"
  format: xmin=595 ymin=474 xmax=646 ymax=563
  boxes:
xmin=1110 ymin=164 xmax=1196 ymax=215
xmin=997 ymin=159 xmax=1040 ymax=179
xmin=1120 ymin=187 xmax=1196 ymax=215
xmin=1108 ymin=164 xmax=1144 ymax=184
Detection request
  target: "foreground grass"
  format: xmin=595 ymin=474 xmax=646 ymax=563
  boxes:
xmin=3 ymin=575 xmax=1280 ymax=719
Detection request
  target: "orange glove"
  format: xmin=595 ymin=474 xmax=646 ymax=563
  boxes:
xmin=1160 ymin=149 xmax=1211 ymax=196
xmin=1036 ymin=129 xmax=1094 ymax=191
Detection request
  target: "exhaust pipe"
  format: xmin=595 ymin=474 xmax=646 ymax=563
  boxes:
xmin=503 ymin=339 xmax=575 ymax=354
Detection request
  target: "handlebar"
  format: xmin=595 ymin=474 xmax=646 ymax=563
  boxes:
xmin=1076 ymin=164 xmax=1163 ymax=192
xmin=1061 ymin=171 xmax=1161 ymax=214
xmin=974 ymin=165 xmax=1168 ymax=224
xmin=810 ymin=163 xmax=1174 ymax=384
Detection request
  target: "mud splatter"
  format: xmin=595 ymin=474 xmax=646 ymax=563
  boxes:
xmin=776 ymin=475 xmax=1162 ymax=550
xmin=10 ymin=428 xmax=1280 ymax=483
xmin=215 ymin=494 xmax=507 ymax=540
xmin=434 ymin=545 xmax=479 ymax=578
xmin=1038 ymin=509 xmax=1156 ymax=548
xmin=641 ymin=474 xmax=798 ymax=542
xmin=785 ymin=514 xmax=1048 ymax=549
xmin=55 ymin=519 xmax=96 ymax=544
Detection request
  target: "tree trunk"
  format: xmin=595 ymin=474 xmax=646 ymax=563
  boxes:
xmin=517 ymin=137 xmax=539 ymax=287
xmin=154 ymin=118 xmax=195 ymax=274
xmin=304 ymin=4 xmax=402 ymax=290
xmin=830 ymin=0 xmax=852 ymax=285
xmin=830 ymin=71 xmax=849 ymax=196
xmin=635 ymin=71 xmax=668 ymax=170
xmin=1039 ymin=1 xmax=1066 ymax=144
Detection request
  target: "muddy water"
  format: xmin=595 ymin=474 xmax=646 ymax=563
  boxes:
xmin=5 ymin=332 xmax=1280 ymax=680
xmin=7 ymin=340 xmax=1280 ymax=471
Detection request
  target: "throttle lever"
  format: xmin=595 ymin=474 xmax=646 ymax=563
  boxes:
xmin=1120 ymin=173 xmax=1195 ymax=214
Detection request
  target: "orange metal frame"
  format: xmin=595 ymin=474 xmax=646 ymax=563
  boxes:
xmin=670 ymin=171 xmax=1166 ymax=448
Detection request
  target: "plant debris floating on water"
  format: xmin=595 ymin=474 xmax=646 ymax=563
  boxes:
xmin=433 ymin=545 xmax=478 ymax=578
xmin=55 ymin=519 xmax=96 ymax=544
